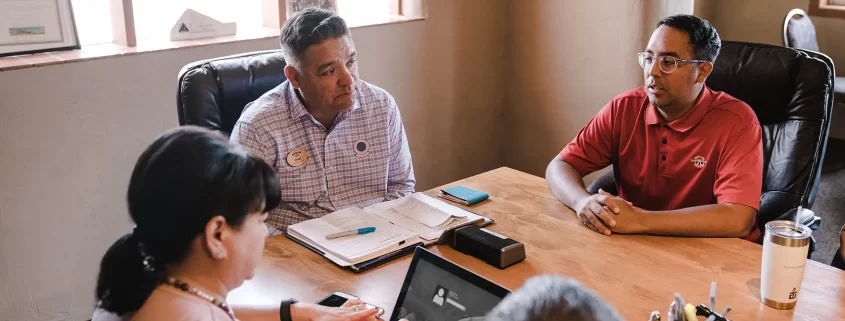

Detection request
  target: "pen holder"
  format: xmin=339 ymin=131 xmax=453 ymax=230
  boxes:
xmin=648 ymin=304 xmax=731 ymax=321
xmin=695 ymin=304 xmax=730 ymax=321
xmin=648 ymin=282 xmax=731 ymax=321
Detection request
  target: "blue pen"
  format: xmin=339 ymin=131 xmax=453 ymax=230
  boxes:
xmin=325 ymin=227 xmax=376 ymax=239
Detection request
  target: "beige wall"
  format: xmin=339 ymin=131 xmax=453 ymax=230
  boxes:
xmin=694 ymin=0 xmax=845 ymax=138
xmin=1 ymin=0 xmax=739 ymax=319
xmin=0 ymin=1 xmax=507 ymax=320
xmin=503 ymin=0 xmax=693 ymax=180
xmin=695 ymin=0 xmax=845 ymax=72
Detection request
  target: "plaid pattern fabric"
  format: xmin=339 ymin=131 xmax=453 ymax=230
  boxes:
xmin=231 ymin=80 xmax=415 ymax=236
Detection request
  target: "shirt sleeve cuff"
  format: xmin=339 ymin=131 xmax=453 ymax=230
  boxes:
xmin=717 ymin=194 xmax=760 ymax=211
xmin=560 ymin=150 xmax=591 ymax=177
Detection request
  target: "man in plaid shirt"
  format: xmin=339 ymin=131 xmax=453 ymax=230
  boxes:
xmin=231 ymin=8 xmax=415 ymax=236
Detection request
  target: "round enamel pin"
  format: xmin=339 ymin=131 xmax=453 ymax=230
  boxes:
xmin=354 ymin=140 xmax=370 ymax=157
xmin=286 ymin=147 xmax=308 ymax=167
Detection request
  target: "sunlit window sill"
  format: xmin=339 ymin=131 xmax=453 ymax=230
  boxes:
xmin=0 ymin=15 xmax=424 ymax=72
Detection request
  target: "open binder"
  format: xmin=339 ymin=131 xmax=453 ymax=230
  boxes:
xmin=285 ymin=193 xmax=492 ymax=272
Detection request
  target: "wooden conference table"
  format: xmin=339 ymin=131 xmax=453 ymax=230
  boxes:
xmin=229 ymin=167 xmax=845 ymax=321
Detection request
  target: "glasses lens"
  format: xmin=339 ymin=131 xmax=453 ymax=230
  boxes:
xmin=658 ymin=56 xmax=677 ymax=73
xmin=638 ymin=53 xmax=652 ymax=69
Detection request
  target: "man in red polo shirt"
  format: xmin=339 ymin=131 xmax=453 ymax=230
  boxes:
xmin=546 ymin=14 xmax=763 ymax=239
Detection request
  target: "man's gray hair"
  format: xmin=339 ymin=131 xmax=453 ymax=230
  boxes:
xmin=279 ymin=8 xmax=350 ymax=70
xmin=486 ymin=275 xmax=623 ymax=321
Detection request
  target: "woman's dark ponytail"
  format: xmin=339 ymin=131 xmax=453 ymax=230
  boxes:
xmin=95 ymin=232 xmax=163 ymax=316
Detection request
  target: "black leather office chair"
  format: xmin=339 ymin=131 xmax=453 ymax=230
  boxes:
xmin=177 ymin=50 xmax=287 ymax=135
xmin=587 ymin=41 xmax=835 ymax=244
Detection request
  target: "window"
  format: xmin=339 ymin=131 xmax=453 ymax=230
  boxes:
xmin=809 ymin=0 xmax=845 ymax=19
xmin=336 ymin=0 xmax=391 ymax=28
xmin=67 ymin=0 xmax=416 ymax=47
xmin=132 ymin=0 xmax=264 ymax=42
xmin=1 ymin=0 xmax=424 ymax=73
xmin=70 ymin=0 xmax=113 ymax=45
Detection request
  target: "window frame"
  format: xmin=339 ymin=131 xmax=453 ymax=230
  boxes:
xmin=110 ymin=0 xmax=407 ymax=47
xmin=0 ymin=0 xmax=424 ymax=71
xmin=808 ymin=0 xmax=845 ymax=19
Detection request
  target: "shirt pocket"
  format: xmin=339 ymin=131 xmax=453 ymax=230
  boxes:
xmin=277 ymin=155 xmax=323 ymax=204
xmin=345 ymin=136 xmax=389 ymax=189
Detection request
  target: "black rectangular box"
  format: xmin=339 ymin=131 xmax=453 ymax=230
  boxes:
xmin=453 ymin=225 xmax=526 ymax=269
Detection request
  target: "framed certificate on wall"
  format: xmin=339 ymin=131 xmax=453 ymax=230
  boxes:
xmin=0 ymin=0 xmax=80 ymax=57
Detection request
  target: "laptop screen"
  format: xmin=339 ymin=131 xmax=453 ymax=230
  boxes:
xmin=390 ymin=247 xmax=510 ymax=321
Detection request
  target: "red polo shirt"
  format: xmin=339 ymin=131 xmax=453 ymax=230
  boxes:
xmin=561 ymin=86 xmax=763 ymax=236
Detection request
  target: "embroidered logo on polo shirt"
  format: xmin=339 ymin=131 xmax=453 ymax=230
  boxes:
xmin=691 ymin=156 xmax=706 ymax=168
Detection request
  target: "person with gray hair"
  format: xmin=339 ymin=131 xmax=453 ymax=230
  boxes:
xmin=485 ymin=275 xmax=623 ymax=321
xmin=231 ymin=8 xmax=415 ymax=236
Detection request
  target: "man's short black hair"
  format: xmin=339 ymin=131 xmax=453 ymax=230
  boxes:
xmin=657 ymin=14 xmax=721 ymax=62
xmin=280 ymin=8 xmax=350 ymax=68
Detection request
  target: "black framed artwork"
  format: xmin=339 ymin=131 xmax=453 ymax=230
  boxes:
xmin=0 ymin=0 xmax=81 ymax=58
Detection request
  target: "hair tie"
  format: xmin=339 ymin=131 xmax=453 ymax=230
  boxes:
xmin=133 ymin=227 xmax=157 ymax=272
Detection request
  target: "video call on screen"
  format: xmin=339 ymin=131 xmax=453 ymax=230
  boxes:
xmin=395 ymin=260 xmax=503 ymax=321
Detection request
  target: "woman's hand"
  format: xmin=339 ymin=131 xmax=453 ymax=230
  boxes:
xmin=291 ymin=300 xmax=381 ymax=321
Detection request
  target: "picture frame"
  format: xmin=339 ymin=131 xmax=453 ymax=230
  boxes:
xmin=286 ymin=0 xmax=338 ymax=18
xmin=0 ymin=0 xmax=81 ymax=58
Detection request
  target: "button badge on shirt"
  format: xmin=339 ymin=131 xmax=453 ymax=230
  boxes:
xmin=354 ymin=139 xmax=370 ymax=157
xmin=286 ymin=147 xmax=309 ymax=167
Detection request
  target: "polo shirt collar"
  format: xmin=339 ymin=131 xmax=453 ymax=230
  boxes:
xmin=645 ymin=86 xmax=714 ymax=132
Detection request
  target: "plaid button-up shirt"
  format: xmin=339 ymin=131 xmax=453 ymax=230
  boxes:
xmin=231 ymin=80 xmax=415 ymax=236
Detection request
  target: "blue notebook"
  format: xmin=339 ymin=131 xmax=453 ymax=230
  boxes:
xmin=440 ymin=186 xmax=490 ymax=206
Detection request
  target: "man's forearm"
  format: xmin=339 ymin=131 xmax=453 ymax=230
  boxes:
xmin=545 ymin=155 xmax=591 ymax=209
xmin=386 ymin=166 xmax=415 ymax=200
xmin=635 ymin=203 xmax=756 ymax=238
xmin=386 ymin=182 xmax=415 ymax=200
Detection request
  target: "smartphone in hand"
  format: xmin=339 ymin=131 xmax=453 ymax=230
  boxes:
xmin=317 ymin=291 xmax=385 ymax=318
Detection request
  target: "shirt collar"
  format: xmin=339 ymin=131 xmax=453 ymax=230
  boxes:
xmin=285 ymin=82 xmax=311 ymax=120
xmin=645 ymin=86 xmax=714 ymax=132
xmin=285 ymin=81 xmax=363 ymax=121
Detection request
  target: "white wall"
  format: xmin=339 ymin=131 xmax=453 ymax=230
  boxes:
xmin=0 ymin=1 xmax=508 ymax=320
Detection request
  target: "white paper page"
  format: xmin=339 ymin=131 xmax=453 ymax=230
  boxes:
xmin=367 ymin=194 xmax=486 ymax=240
xmin=388 ymin=193 xmax=469 ymax=229
xmin=287 ymin=207 xmax=417 ymax=261
xmin=287 ymin=229 xmax=354 ymax=267
xmin=289 ymin=228 xmax=424 ymax=266
xmin=365 ymin=202 xmax=444 ymax=241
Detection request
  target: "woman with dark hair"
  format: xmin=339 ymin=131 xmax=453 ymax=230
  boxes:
xmin=93 ymin=126 xmax=378 ymax=321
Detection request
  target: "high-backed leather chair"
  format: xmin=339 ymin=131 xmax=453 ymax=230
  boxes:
xmin=177 ymin=50 xmax=287 ymax=135
xmin=587 ymin=41 xmax=835 ymax=243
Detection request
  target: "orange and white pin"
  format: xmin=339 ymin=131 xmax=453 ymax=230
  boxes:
xmin=286 ymin=147 xmax=308 ymax=167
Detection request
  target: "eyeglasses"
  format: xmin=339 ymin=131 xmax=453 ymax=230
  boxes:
xmin=637 ymin=52 xmax=708 ymax=73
